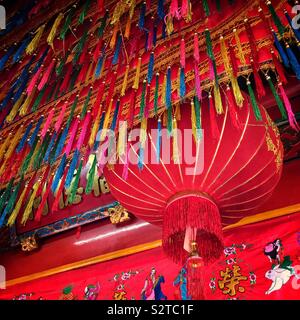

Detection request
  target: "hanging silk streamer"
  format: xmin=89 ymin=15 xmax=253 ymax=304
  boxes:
xmin=60 ymin=5 xmax=76 ymax=40
xmin=179 ymin=67 xmax=186 ymax=99
xmin=44 ymin=132 xmax=57 ymax=162
xmin=285 ymin=10 xmax=300 ymax=41
xmin=285 ymin=44 xmax=300 ymax=80
xmin=41 ymin=108 xmax=55 ymax=138
xmin=172 ymin=117 xmax=180 ymax=164
xmin=85 ymin=155 xmax=97 ymax=194
xmin=13 ymin=36 xmax=31 ymax=64
xmin=112 ymin=34 xmax=122 ymax=65
xmin=157 ymin=0 xmax=165 ymax=20
xmin=233 ymin=29 xmax=246 ymax=66
xmin=54 ymin=126 xmax=70 ymax=160
xmin=147 ymin=52 xmax=155 ymax=84
xmin=271 ymin=49 xmax=287 ymax=84
xmin=279 ymin=82 xmax=299 ymax=131
xmin=202 ymin=0 xmax=210 ymax=17
xmin=98 ymin=10 xmax=108 ymax=37
xmin=125 ymin=14 xmax=132 ymax=39
xmin=247 ymin=79 xmax=262 ymax=121
xmin=35 ymin=173 xmax=54 ymax=222
xmin=16 ymin=122 xmax=33 ymax=153
xmin=166 ymin=67 xmax=172 ymax=109
xmin=79 ymin=0 xmax=91 ymax=24
xmin=52 ymin=153 xmax=67 ymax=193
xmin=95 ymin=54 xmax=105 ymax=78
xmin=31 ymin=87 xmax=46 ymax=112
xmin=29 ymin=116 xmax=44 ymax=147
xmin=205 ymin=29 xmax=219 ymax=87
xmin=244 ymin=19 xmax=259 ymax=70
xmin=251 ymin=59 xmax=265 ymax=98
xmin=34 ymin=132 xmax=51 ymax=168
xmin=193 ymin=96 xmax=202 ymax=141
xmin=121 ymin=65 xmax=129 ymax=96
xmin=138 ymin=2 xmax=146 ymax=30
xmin=47 ymin=13 xmax=64 ymax=48
xmin=55 ymin=101 xmax=68 ymax=132
xmin=226 ymin=86 xmax=241 ymax=129
xmin=81 ymin=88 xmax=92 ymax=119
xmin=138 ymin=118 xmax=148 ymax=170
xmin=153 ymin=73 xmax=159 ymax=116
xmin=213 ymin=85 xmax=224 ymax=115
xmin=0 ymin=133 xmax=12 ymax=162
xmin=128 ymin=90 xmax=136 ymax=128
xmin=133 ymin=57 xmax=142 ymax=89
xmin=266 ymin=75 xmax=287 ymax=120
xmin=27 ymin=65 xmax=43 ymax=95
xmin=0 ymin=178 xmax=23 ymax=227
xmin=38 ymin=58 xmax=56 ymax=91
xmin=194 ymin=33 xmax=199 ymax=62
xmin=26 ymin=24 xmax=45 ymax=54
xmin=194 ymin=63 xmax=202 ymax=101
xmin=169 ymin=0 xmax=180 ymax=19
xmin=69 ymin=159 xmax=83 ymax=204
xmin=156 ymin=118 xmax=162 ymax=163
xmin=111 ymin=100 xmax=120 ymax=131
xmin=110 ymin=24 xmax=119 ymax=49
xmin=64 ymin=117 xmax=80 ymax=156
xmin=0 ymin=47 xmax=15 ymax=71
xmin=267 ymin=1 xmax=285 ymax=36
xmin=21 ymin=179 xmax=40 ymax=226
xmin=273 ymin=32 xmax=289 ymax=69
xmin=180 ymin=38 xmax=186 ymax=69
xmin=52 ymin=165 xmax=69 ymax=212
xmin=208 ymin=94 xmax=220 ymax=140
xmin=6 ymin=95 xmax=25 ymax=123
xmin=139 ymin=80 xmax=147 ymax=120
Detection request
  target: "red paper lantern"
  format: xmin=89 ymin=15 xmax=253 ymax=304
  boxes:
xmin=104 ymin=95 xmax=283 ymax=267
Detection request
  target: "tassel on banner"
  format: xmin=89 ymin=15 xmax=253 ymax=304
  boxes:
xmin=266 ymin=75 xmax=287 ymax=120
xmin=169 ymin=0 xmax=180 ymax=19
xmin=179 ymin=67 xmax=186 ymax=99
xmin=101 ymin=99 xmax=113 ymax=141
xmin=16 ymin=122 xmax=33 ymax=153
xmin=271 ymin=49 xmax=287 ymax=84
xmin=121 ymin=65 xmax=130 ymax=96
xmin=110 ymin=24 xmax=119 ymax=49
xmin=112 ymin=34 xmax=122 ymax=65
xmin=193 ymin=96 xmax=202 ymax=141
xmin=279 ymin=82 xmax=299 ymax=131
xmin=233 ymin=29 xmax=246 ymax=66
xmin=64 ymin=117 xmax=80 ymax=157
xmin=167 ymin=106 xmax=173 ymax=136
xmin=111 ymin=100 xmax=120 ymax=131
xmin=47 ymin=13 xmax=64 ymax=48
xmin=251 ymin=59 xmax=265 ymax=98
xmin=230 ymin=75 xmax=244 ymax=108
xmin=44 ymin=132 xmax=57 ymax=163
xmin=138 ymin=1 xmax=146 ymax=30
xmin=20 ymin=88 xmax=36 ymax=116
xmin=85 ymin=154 xmax=97 ymax=194
xmin=145 ymin=84 xmax=151 ymax=119
xmin=138 ymin=118 xmax=147 ymax=170
xmin=98 ymin=10 xmax=108 ymax=37
xmin=128 ymin=90 xmax=136 ymax=128
xmin=118 ymin=120 xmax=127 ymax=160
xmin=6 ymin=95 xmax=25 ymax=123
xmin=285 ymin=44 xmax=300 ymax=80
xmin=228 ymin=44 xmax=239 ymax=77
xmin=66 ymin=95 xmax=79 ymax=129
xmin=35 ymin=173 xmax=54 ymax=222
xmin=27 ymin=65 xmax=43 ymax=95
xmin=98 ymin=0 xmax=105 ymax=15
xmin=0 ymin=47 xmax=14 ymax=71
xmin=13 ymin=36 xmax=31 ymax=64
xmin=267 ymin=0 xmax=285 ymax=36
xmin=247 ymin=79 xmax=262 ymax=121
xmin=157 ymin=0 xmax=165 ymax=20
xmin=213 ymin=85 xmax=224 ymax=115
xmin=26 ymin=24 xmax=46 ymax=55
xmin=133 ymin=57 xmax=142 ymax=90
xmin=79 ymin=0 xmax=91 ymax=24
xmin=0 ymin=179 xmax=14 ymax=216
xmin=81 ymin=88 xmax=92 ymax=120
xmin=35 ymin=166 xmax=50 ymax=199
xmin=194 ymin=63 xmax=202 ymax=101
xmin=21 ymin=180 xmax=40 ymax=225
xmin=122 ymin=141 xmax=130 ymax=180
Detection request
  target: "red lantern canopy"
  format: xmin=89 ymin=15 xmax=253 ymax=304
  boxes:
xmin=104 ymin=94 xmax=283 ymax=271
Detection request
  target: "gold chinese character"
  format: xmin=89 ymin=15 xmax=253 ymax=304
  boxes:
xmin=218 ymin=265 xmax=248 ymax=296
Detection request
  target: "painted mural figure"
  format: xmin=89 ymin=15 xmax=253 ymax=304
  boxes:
xmin=84 ymin=282 xmax=100 ymax=300
xmin=173 ymin=267 xmax=191 ymax=300
xmin=264 ymin=239 xmax=282 ymax=265
xmin=141 ymin=267 xmax=167 ymax=300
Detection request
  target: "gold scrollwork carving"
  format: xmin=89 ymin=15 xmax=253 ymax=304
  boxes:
xmin=108 ymin=205 xmax=131 ymax=224
xmin=20 ymin=235 xmax=38 ymax=252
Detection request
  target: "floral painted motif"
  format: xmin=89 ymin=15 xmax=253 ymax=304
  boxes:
xmin=112 ymin=270 xmax=139 ymax=300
